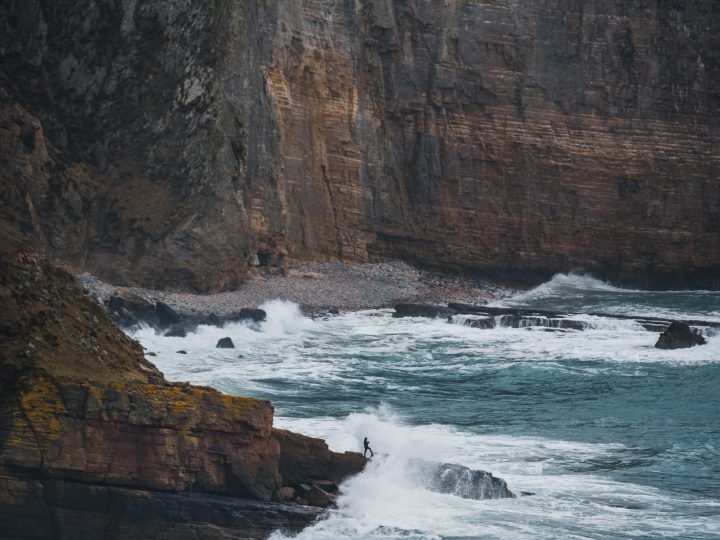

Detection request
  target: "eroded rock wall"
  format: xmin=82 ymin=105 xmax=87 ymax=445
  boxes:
xmin=2 ymin=1 xmax=718 ymax=290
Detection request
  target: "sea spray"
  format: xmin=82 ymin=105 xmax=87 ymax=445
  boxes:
xmin=260 ymin=299 xmax=315 ymax=335
xmin=494 ymin=272 xmax=720 ymax=321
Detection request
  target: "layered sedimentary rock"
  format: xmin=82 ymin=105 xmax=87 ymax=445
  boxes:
xmin=1 ymin=1 xmax=719 ymax=290
xmin=0 ymin=229 xmax=365 ymax=538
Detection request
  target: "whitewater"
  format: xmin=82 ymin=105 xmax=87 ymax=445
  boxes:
xmin=132 ymin=274 xmax=720 ymax=539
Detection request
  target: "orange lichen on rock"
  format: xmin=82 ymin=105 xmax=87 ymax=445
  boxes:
xmin=0 ymin=230 xmax=364 ymax=530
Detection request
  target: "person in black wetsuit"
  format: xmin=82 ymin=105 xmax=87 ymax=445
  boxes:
xmin=363 ymin=437 xmax=374 ymax=458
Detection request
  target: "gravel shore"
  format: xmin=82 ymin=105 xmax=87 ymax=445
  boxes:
xmin=79 ymin=261 xmax=517 ymax=317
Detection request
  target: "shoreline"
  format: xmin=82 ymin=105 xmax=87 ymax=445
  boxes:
xmin=79 ymin=261 xmax=519 ymax=317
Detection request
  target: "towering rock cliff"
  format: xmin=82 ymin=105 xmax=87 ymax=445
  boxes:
xmin=2 ymin=0 xmax=719 ymax=290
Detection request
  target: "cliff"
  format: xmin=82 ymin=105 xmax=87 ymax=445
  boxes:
xmin=1 ymin=0 xmax=719 ymax=290
xmin=0 ymin=228 xmax=365 ymax=538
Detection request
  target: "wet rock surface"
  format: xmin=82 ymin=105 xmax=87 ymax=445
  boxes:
xmin=393 ymin=303 xmax=457 ymax=319
xmin=216 ymin=336 xmax=235 ymax=348
xmin=396 ymin=303 xmax=720 ymax=339
xmin=655 ymin=321 xmax=707 ymax=349
xmin=412 ymin=460 xmax=515 ymax=500
xmin=103 ymin=287 xmax=268 ymax=334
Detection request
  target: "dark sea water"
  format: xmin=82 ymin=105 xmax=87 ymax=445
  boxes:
xmin=135 ymin=274 xmax=720 ymax=539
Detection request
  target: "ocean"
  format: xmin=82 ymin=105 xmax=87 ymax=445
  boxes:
xmin=132 ymin=274 xmax=720 ymax=539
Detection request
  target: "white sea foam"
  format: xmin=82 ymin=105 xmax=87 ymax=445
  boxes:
xmin=500 ymin=272 xmax=636 ymax=302
xmin=492 ymin=272 xmax=720 ymax=322
xmin=271 ymin=408 xmax=719 ymax=540
xmin=133 ymin=302 xmax=720 ymax=392
xmin=260 ymin=299 xmax=316 ymax=335
xmin=128 ymin=299 xmax=720 ymax=539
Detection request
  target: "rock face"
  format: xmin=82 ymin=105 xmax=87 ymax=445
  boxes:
xmin=0 ymin=230 xmax=365 ymax=538
xmin=655 ymin=321 xmax=707 ymax=349
xmin=1 ymin=1 xmax=719 ymax=291
xmin=2 ymin=480 xmax=326 ymax=540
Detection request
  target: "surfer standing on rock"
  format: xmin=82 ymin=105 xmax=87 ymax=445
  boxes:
xmin=363 ymin=436 xmax=374 ymax=458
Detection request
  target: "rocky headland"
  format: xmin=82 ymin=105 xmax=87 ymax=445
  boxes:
xmin=0 ymin=227 xmax=365 ymax=539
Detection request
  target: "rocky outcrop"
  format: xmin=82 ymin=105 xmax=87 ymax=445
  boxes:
xmin=0 ymin=230 xmax=365 ymax=538
xmin=273 ymin=428 xmax=367 ymax=489
xmin=393 ymin=303 xmax=457 ymax=319
xmin=1 ymin=1 xmax=719 ymax=291
xmin=414 ymin=461 xmax=515 ymax=501
xmin=104 ymin=288 xmax=267 ymax=334
xmin=397 ymin=302 xmax=720 ymax=336
xmin=395 ymin=302 xmax=591 ymax=330
xmin=655 ymin=321 xmax=707 ymax=349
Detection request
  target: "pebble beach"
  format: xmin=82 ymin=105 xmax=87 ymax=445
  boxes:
xmin=79 ymin=261 xmax=516 ymax=316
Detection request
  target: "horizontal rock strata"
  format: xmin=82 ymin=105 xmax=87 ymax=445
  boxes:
xmin=1 ymin=1 xmax=719 ymax=291
xmin=0 ymin=230 xmax=365 ymax=538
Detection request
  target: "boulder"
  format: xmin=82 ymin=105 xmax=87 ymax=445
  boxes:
xmin=411 ymin=461 xmax=515 ymax=500
xmin=278 ymin=486 xmax=296 ymax=501
xmin=238 ymin=308 xmax=267 ymax=322
xmin=155 ymin=301 xmax=181 ymax=328
xmin=297 ymin=484 xmax=336 ymax=508
xmin=216 ymin=337 xmax=235 ymax=348
xmin=655 ymin=321 xmax=707 ymax=349
xmin=105 ymin=290 xmax=155 ymax=326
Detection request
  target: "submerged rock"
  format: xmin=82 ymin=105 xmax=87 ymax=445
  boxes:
xmin=216 ymin=337 xmax=235 ymax=348
xmin=655 ymin=321 xmax=707 ymax=349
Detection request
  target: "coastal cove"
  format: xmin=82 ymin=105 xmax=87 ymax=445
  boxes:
xmin=130 ymin=275 xmax=720 ymax=540
xmin=2 ymin=1 xmax=719 ymax=538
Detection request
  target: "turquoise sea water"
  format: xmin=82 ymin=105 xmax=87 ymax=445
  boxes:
xmin=135 ymin=274 xmax=720 ymax=539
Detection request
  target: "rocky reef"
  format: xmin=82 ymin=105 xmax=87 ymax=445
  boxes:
xmin=1 ymin=1 xmax=719 ymax=291
xmin=0 ymin=228 xmax=365 ymax=539
xmin=394 ymin=302 xmax=718 ymax=343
